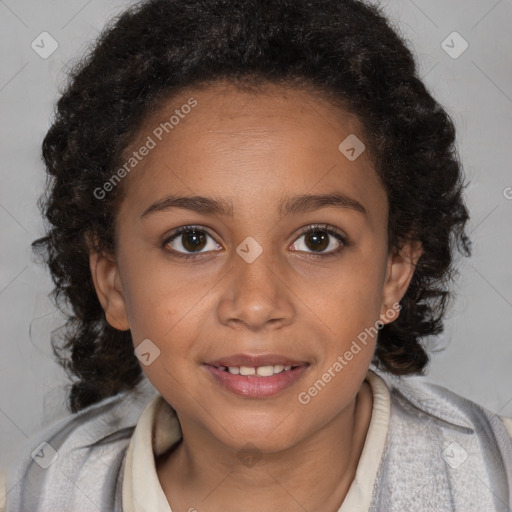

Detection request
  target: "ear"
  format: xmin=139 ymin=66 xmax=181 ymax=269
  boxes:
xmin=89 ymin=250 xmax=130 ymax=331
xmin=379 ymin=239 xmax=423 ymax=325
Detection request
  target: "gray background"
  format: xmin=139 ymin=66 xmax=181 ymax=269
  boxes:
xmin=1 ymin=0 xmax=511 ymax=469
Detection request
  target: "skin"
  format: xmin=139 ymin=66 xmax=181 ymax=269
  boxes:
xmin=89 ymin=81 xmax=422 ymax=512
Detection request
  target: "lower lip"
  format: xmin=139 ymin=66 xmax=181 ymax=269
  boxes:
xmin=203 ymin=364 xmax=309 ymax=398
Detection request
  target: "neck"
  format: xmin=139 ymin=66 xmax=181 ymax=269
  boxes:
xmin=156 ymin=380 xmax=373 ymax=512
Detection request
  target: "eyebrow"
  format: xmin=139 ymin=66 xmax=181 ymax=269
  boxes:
xmin=140 ymin=192 xmax=367 ymax=219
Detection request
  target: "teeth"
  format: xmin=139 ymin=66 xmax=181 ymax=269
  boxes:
xmin=223 ymin=364 xmax=297 ymax=376
xmin=256 ymin=365 xmax=274 ymax=377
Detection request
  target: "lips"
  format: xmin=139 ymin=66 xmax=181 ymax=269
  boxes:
xmin=203 ymin=353 xmax=310 ymax=398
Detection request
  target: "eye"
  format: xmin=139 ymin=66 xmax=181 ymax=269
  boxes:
xmin=291 ymin=224 xmax=348 ymax=257
xmin=162 ymin=223 xmax=348 ymax=260
xmin=162 ymin=225 xmax=221 ymax=259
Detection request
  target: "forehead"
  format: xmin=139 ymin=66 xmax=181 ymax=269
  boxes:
xmin=118 ymin=81 xmax=387 ymax=224
xmin=139 ymin=80 xmax=364 ymax=148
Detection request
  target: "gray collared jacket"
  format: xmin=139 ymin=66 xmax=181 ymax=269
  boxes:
xmin=4 ymin=372 xmax=512 ymax=511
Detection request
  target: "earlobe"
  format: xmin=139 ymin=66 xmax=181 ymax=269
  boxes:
xmin=89 ymin=250 xmax=130 ymax=331
xmin=380 ymin=239 xmax=423 ymax=324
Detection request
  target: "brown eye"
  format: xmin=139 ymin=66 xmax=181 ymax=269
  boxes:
xmin=163 ymin=226 xmax=221 ymax=258
xmin=291 ymin=225 xmax=347 ymax=256
xmin=180 ymin=230 xmax=207 ymax=252
xmin=304 ymin=230 xmax=330 ymax=252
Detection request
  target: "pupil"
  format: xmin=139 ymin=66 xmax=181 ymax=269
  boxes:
xmin=307 ymin=230 xmax=328 ymax=251
xmin=183 ymin=231 xmax=206 ymax=252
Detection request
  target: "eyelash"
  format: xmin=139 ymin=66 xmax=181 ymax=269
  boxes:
xmin=161 ymin=223 xmax=349 ymax=260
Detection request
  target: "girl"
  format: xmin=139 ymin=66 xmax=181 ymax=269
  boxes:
xmin=3 ymin=0 xmax=512 ymax=510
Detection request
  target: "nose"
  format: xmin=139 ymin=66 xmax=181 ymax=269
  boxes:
xmin=216 ymin=245 xmax=295 ymax=332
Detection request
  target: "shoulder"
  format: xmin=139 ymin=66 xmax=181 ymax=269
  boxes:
xmin=3 ymin=377 xmax=157 ymax=512
xmin=367 ymin=371 xmax=512 ymax=509
xmin=376 ymin=370 xmax=512 ymax=446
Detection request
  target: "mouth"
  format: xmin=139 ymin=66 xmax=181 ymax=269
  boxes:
xmin=210 ymin=363 xmax=302 ymax=376
xmin=203 ymin=354 xmax=310 ymax=398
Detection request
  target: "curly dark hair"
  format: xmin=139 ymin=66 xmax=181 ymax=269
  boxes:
xmin=33 ymin=0 xmax=471 ymax=413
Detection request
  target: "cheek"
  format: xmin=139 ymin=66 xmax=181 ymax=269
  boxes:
xmin=121 ymin=260 xmax=217 ymax=380
xmin=119 ymin=252 xmax=209 ymax=333
xmin=126 ymin=287 xmax=195 ymax=346
xmin=299 ymin=256 xmax=387 ymax=370
xmin=123 ymin=267 xmax=205 ymax=395
xmin=304 ymin=260 xmax=385 ymax=325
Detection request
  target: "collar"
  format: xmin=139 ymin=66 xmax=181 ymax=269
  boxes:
xmin=121 ymin=369 xmax=391 ymax=512
xmin=377 ymin=371 xmax=476 ymax=433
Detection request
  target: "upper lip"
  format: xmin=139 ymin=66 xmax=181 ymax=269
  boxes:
xmin=205 ymin=354 xmax=309 ymax=367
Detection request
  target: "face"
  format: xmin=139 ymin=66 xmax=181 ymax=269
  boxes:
xmin=90 ymin=81 xmax=420 ymax=453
